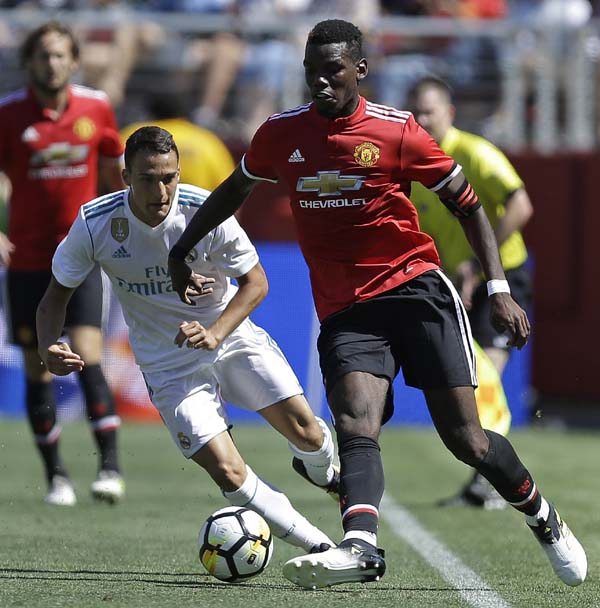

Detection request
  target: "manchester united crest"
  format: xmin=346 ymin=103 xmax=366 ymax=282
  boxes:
xmin=73 ymin=116 xmax=96 ymax=140
xmin=111 ymin=218 xmax=129 ymax=242
xmin=353 ymin=142 xmax=380 ymax=167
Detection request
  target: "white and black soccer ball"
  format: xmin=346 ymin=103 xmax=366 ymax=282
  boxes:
xmin=198 ymin=506 xmax=273 ymax=583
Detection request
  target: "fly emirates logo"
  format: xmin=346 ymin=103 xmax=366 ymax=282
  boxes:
xmin=296 ymin=171 xmax=367 ymax=209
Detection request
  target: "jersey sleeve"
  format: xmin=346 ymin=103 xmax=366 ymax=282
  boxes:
xmin=471 ymin=139 xmax=524 ymax=201
xmin=400 ymin=115 xmax=460 ymax=190
xmin=98 ymin=99 xmax=124 ymax=159
xmin=240 ymin=119 xmax=278 ymax=183
xmin=51 ymin=208 xmax=96 ymax=288
xmin=207 ymin=216 xmax=259 ymax=277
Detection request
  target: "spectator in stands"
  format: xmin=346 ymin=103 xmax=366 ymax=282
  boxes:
xmin=407 ymin=75 xmax=533 ymax=509
xmin=146 ymin=0 xmax=245 ymax=133
xmin=75 ymin=0 xmax=165 ymax=112
xmin=0 ymin=21 xmax=125 ymax=506
xmin=374 ymin=0 xmax=505 ymax=108
xmin=120 ymin=94 xmax=235 ymax=198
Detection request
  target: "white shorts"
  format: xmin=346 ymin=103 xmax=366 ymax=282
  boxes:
xmin=143 ymin=318 xmax=303 ymax=458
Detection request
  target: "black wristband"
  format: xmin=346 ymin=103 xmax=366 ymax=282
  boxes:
xmin=169 ymin=244 xmax=189 ymax=261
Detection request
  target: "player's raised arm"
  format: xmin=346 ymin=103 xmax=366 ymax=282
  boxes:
xmin=36 ymin=276 xmax=84 ymax=375
xmin=437 ymin=171 xmax=530 ymax=349
xmin=168 ymin=164 xmax=257 ymax=304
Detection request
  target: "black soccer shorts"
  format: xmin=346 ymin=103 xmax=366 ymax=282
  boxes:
xmin=317 ymin=270 xmax=477 ymax=397
xmin=6 ymin=264 xmax=104 ymax=348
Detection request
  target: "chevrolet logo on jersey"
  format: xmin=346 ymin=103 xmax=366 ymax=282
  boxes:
xmin=297 ymin=171 xmax=365 ymax=196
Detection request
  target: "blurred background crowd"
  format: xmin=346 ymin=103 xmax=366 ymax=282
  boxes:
xmin=1 ymin=0 xmax=600 ymax=150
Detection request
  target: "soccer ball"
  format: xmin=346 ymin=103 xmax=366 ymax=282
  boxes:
xmin=198 ymin=506 xmax=273 ymax=583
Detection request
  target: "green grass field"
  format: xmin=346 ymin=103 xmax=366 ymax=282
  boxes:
xmin=1 ymin=419 xmax=598 ymax=608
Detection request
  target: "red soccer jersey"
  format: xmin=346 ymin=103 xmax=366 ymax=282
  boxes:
xmin=243 ymin=96 xmax=460 ymax=321
xmin=0 ymin=85 xmax=123 ymax=271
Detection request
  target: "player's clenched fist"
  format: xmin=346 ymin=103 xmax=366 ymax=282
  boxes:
xmin=174 ymin=321 xmax=220 ymax=351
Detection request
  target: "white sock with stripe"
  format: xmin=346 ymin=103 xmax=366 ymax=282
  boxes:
xmin=223 ymin=465 xmax=334 ymax=551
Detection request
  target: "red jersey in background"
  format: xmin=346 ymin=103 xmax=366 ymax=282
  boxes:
xmin=0 ymin=84 xmax=123 ymax=271
xmin=243 ymin=96 xmax=460 ymax=321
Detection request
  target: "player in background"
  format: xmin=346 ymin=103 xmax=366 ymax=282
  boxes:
xmin=37 ymin=126 xmax=338 ymax=554
xmin=167 ymin=19 xmax=586 ymax=590
xmin=407 ymin=76 xmax=534 ymax=510
xmin=0 ymin=22 xmax=125 ymax=506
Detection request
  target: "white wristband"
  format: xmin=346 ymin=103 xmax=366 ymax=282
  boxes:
xmin=487 ymin=279 xmax=511 ymax=296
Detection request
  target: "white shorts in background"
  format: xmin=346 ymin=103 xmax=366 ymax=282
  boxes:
xmin=143 ymin=319 xmax=304 ymax=458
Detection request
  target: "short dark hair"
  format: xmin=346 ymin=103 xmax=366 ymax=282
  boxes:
xmin=407 ymin=76 xmax=454 ymax=104
xmin=21 ymin=21 xmax=80 ymax=66
xmin=307 ymin=19 xmax=363 ymax=62
xmin=124 ymin=126 xmax=179 ymax=169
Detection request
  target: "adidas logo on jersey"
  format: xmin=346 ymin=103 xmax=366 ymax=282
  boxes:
xmin=112 ymin=245 xmax=131 ymax=258
xmin=288 ymin=149 xmax=305 ymax=163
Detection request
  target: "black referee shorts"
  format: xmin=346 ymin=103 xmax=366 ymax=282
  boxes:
xmin=5 ymin=265 xmax=104 ymax=348
xmin=468 ymin=263 xmax=532 ymax=350
xmin=317 ymin=270 xmax=477 ymax=401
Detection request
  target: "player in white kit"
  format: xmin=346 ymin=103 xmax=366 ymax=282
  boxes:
xmin=36 ymin=126 xmax=337 ymax=553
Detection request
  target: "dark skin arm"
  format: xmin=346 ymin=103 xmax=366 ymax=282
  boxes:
xmin=170 ymin=166 xmax=529 ymax=348
xmin=439 ymin=173 xmax=531 ymax=349
xmin=168 ymin=164 xmax=256 ymax=303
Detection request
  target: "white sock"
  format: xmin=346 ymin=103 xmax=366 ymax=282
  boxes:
xmin=525 ymin=496 xmax=550 ymax=526
xmin=342 ymin=530 xmax=377 ymax=547
xmin=288 ymin=416 xmax=335 ymax=486
xmin=223 ymin=465 xmax=335 ymax=551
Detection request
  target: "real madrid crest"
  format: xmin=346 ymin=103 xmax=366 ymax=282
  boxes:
xmin=353 ymin=142 xmax=380 ymax=168
xmin=111 ymin=218 xmax=129 ymax=243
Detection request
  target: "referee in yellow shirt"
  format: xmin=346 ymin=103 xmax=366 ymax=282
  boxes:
xmin=408 ymin=76 xmax=534 ymax=509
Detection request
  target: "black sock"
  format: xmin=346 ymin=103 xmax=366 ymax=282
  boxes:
xmin=26 ymin=380 xmax=67 ymax=483
xmin=338 ymin=435 xmax=384 ymax=536
xmin=79 ymin=364 xmax=120 ymax=472
xmin=477 ymin=430 xmax=541 ymax=515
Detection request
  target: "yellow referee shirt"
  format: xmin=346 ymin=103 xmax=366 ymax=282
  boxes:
xmin=121 ymin=118 xmax=235 ymax=192
xmin=411 ymin=126 xmax=528 ymax=277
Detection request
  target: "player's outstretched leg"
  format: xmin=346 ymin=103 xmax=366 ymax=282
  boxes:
xmin=224 ymin=464 xmax=335 ymax=552
xmin=476 ymin=430 xmax=587 ymax=586
xmin=289 ymin=416 xmax=340 ymax=501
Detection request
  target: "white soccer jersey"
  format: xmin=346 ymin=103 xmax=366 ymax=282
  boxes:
xmin=52 ymin=184 xmax=259 ymax=373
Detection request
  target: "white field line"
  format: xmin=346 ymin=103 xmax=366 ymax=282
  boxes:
xmin=381 ymin=494 xmax=512 ymax=608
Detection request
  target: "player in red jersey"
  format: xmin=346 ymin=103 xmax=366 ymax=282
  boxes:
xmin=0 ymin=22 xmax=125 ymax=506
xmin=167 ymin=20 xmax=586 ymax=588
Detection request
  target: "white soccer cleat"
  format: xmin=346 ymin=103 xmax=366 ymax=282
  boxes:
xmin=528 ymin=504 xmax=587 ymax=586
xmin=44 ymin=475 xmax=77 ymax=507
xmin=90 ymin=470 xmax=125 ymax=505
xmin=282 ymin=539 xmax=386 ymax=589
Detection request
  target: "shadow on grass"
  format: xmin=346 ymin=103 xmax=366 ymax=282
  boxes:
xmin=0 ymin=567 xmax=487 ymax=593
